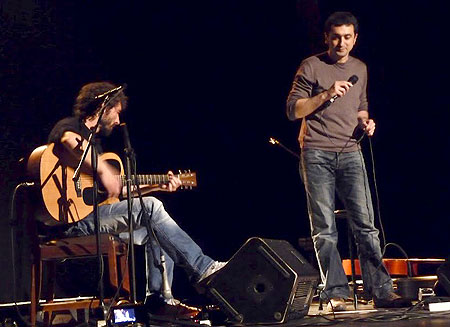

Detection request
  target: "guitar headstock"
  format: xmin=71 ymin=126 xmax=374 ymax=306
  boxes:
xmin=177 ymin=170 xmax=197 ymax=189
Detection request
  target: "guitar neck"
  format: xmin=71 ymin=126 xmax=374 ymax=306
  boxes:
xmin=119 ymin=172 xmax=197 ymax=188
xmin=120 ymin=174 xmax=170 ymax=186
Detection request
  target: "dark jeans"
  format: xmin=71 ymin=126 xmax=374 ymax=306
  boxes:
xmin=300 ymin=148 xmax=393 ymax=300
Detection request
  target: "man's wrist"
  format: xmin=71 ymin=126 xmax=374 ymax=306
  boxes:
xmin=321 ymin=90 xmax=333 ymax=102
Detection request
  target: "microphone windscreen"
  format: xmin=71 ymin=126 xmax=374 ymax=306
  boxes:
xmin=348 ymin=75 xmax=359 ymax=85
xmin=120 ymin=122 xmax=132 ymax=149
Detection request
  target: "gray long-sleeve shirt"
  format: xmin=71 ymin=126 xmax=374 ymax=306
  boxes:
xmin=286 ymin=52 xmax=368 ymax=152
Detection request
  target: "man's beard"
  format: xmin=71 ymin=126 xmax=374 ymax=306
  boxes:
xmin=99 ymin=120 xmax=114 ymax=137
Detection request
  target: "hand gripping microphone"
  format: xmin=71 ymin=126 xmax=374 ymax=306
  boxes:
xmin=326 ymin=75 xmax=358 ymax=105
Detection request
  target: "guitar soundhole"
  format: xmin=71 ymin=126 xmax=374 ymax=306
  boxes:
xmin=82 ymin=187 xmax=94 ymax=205
xmin=82 ymin=187 xmax=108 ymax=206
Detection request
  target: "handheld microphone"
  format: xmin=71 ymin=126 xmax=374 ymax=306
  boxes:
xmin=327 ymin=75 xmax=358 ymax=104
xmin=94 ymin=84 xmax=127 ymax=99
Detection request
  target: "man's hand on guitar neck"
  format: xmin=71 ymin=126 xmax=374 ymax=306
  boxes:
xmin=159 ymin=171 xmax=182 ymax=192
xmin=124 ymin=171 xmax=182 ymax=197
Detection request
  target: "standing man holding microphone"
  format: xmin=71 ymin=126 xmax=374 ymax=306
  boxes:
xmin=286 ymin=11 xmax=410 ymax=311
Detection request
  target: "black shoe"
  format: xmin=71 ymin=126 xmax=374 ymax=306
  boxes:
xmin=373 ymin=292 xmax=411 ymax=308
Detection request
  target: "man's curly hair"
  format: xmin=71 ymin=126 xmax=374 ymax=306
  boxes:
xmin=73 ymin=82 xmax=128 ymax=119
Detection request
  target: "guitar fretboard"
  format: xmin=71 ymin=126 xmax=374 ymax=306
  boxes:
xmin=120 ymin=174 xmax=170 ymax=186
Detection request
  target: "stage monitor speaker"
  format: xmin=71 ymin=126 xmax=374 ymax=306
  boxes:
xmin=436 ymin=257 xmax=450 ymax=296
xmin=203 ymin=237 xmax=319 ymax=324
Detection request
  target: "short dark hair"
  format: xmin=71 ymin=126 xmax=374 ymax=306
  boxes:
xmin=324 ymin=11 xmax=359 ymax=34
xmin=73 ymin=81 xmax=128 ymax=119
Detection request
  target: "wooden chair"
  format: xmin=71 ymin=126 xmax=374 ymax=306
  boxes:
xmin=28 ymin=222 xmax=130 ymax=326
xmin=25 ymin=144 xmax=131 ymax=326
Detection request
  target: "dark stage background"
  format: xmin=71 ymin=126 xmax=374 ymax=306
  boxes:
xmin=1 ymin=0 xmax=449 ymax=303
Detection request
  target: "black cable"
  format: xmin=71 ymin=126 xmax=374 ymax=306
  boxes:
xmin=129 ymin=153 xmax=166 ymax=283
xmin=104 ymin=153 xmax=142 ymax=323
xmin=318 ymin=108 xmax=365 ymax=156
xmin=314 ymin=287 xmax=336 ymax=319
xmin=94 ymin=244 xmax=106 ymax=314
xmin=9 ymin=182 xmax=36 ymax=327
xmin=365 ymin=137 xmax=413 ymax=276
xmin=104 ymin=237 xmax=131 ymax=323
xmin=367 ymin=137 xmax=386 ymax=248
xmin=241 ymin=304 xmax=450 ymax=327
xmin=271 ymin=131 xmax=414 ymax=298
xmin=104 ymin=149 xmax=171 ymax=321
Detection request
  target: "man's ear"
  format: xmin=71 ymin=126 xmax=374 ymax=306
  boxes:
xmin=324 ymin=32 xmax=329 ymax=45
xmin=354 ymin=33 xmax=358 ymax=45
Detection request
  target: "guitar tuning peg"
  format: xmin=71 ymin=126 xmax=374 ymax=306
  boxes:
xmin=178 ymin=169 xmax=182 ymax=175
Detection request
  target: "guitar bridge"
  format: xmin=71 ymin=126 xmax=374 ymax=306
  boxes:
xmin=74 ymin=178 xmax=82 ymax=197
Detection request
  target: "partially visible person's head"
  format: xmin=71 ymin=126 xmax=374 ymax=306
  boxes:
xmin=73 ymin=82 xmax=128 ymax=120
xmin=324 ymin=12 xmax=359 ymax=63
xmin=324 ymin=11 xmax=359 ymax=35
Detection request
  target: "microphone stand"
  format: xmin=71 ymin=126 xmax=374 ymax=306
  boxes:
xmin=269 ymin=137 xmax=300 ymax=160
xmin=121 ymin=123 xmax=175 ymax=305
xmin=120 ymin=123 xmax=138 ymax=304
xmin=72 ymin=92 xmax=124 ymax=319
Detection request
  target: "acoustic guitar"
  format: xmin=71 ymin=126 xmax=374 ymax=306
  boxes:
xmin=27 ymin=143 xmax=197 ymax=225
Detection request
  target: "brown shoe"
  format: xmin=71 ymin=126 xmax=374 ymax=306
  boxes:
xmin=145 ymin=296 xmax=201 ymax=319
xmin=373 ymin=292 xmax=411 ymax=308
xmin=155 ymin=301 xmax=202 ymax=319
xmin=327 ymin=298 xmax=347 ymax=312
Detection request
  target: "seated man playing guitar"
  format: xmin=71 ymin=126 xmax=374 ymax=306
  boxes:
xmin=45 ymin=81 xmax=224 ymax=316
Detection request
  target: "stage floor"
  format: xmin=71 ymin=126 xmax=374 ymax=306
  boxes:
xmin=1 ymin=298 xmax=450 ymax=327
xmin=299 ymin=300 xmax=450 ymax=327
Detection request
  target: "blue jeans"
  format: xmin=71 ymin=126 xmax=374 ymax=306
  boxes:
xmin=300 ymin=149 xmax=393 ymax=300
xmin=65 ymin=196 xmax=214 ymax=296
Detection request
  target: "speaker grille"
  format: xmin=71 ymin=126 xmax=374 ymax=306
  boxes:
xmin=289 ymin=280 xmax=317 ymax=319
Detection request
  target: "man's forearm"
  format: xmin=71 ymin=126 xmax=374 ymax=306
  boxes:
xmin=292 ymin=91 xmax=332 ymax=119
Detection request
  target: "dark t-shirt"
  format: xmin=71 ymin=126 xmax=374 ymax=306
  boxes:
xmin=286 ymin=52 xmax=368 ymax=152
xmin=48 ymin=117 xmax=90 ymax=143
xmin=48 ymin=116 xmax=103 ymax=153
